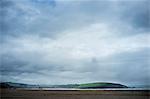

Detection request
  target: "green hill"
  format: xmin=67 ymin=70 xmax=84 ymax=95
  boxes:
xmin=0 ymin=82 xmax=128 ymax=89
xmin=77 ymin=82 xmax=127 ymax=89
xmin=0 ymin=82 xmax=39 ymax=88
xmin=51 ymin=82 xmax=127 ymax=89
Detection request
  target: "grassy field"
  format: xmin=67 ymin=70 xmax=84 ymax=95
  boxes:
xmin=1 ymin=89 xmax=149 ymax=99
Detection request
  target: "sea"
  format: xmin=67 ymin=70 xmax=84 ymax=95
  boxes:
xmin=23 ymin=88 xmax=150 ymax=90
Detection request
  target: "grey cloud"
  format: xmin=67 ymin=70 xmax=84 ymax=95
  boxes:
xmin=115 ymin=49 xmax=149 ymax=85
xmin=119 ymin=0 xmax=150 ymax=31
xmin=104 ymin=48 xmax=150 ymax=85
xmin=1 ymin=0 xmax=149 ymax=85
xmin=72 ymin=48 xmax=150 ymax=85
xmin=1 ymin=54 xmax=36 ymax=76
xmin=1 ymin=0 xmax=56 ymax=38
xmin=31 ymin=0 xmax=56 ymax=6
xmin=1 ymin=44 xmax=149 ymax=85
xmin=1 ymin=0 xmax=149 ymax=39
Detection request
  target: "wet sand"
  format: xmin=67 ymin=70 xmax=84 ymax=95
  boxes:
xmin=1 ymin=88 xmax=149 ymax=99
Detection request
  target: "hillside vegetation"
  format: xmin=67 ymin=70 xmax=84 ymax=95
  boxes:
xmin=0 ymin=82 xmax=128 ymax=89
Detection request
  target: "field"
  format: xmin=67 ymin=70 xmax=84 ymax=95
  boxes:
xmin=1 ymin=89 xmax=149 ymax=99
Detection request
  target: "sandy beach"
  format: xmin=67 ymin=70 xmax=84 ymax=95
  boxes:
xmin=1 ymin=89 xmax=149 ymax=99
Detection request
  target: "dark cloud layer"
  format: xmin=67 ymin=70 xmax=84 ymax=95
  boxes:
xmin=1 ymin=0 xmax=149 ymax=38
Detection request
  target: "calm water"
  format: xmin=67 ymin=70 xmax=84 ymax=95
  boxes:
xmin=25 ymin=88 xmax=150 ymax=90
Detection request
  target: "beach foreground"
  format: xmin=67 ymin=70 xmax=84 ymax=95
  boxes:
xmin=1 ymin=89 xmax=149 ymax=99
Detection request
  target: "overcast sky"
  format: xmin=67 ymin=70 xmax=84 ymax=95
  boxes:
xmin=0 ymin=0 xmax=150 ymax=86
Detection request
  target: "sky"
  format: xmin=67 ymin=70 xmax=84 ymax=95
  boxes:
xmin=0 ymin=0 xmax=150 ymax=86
